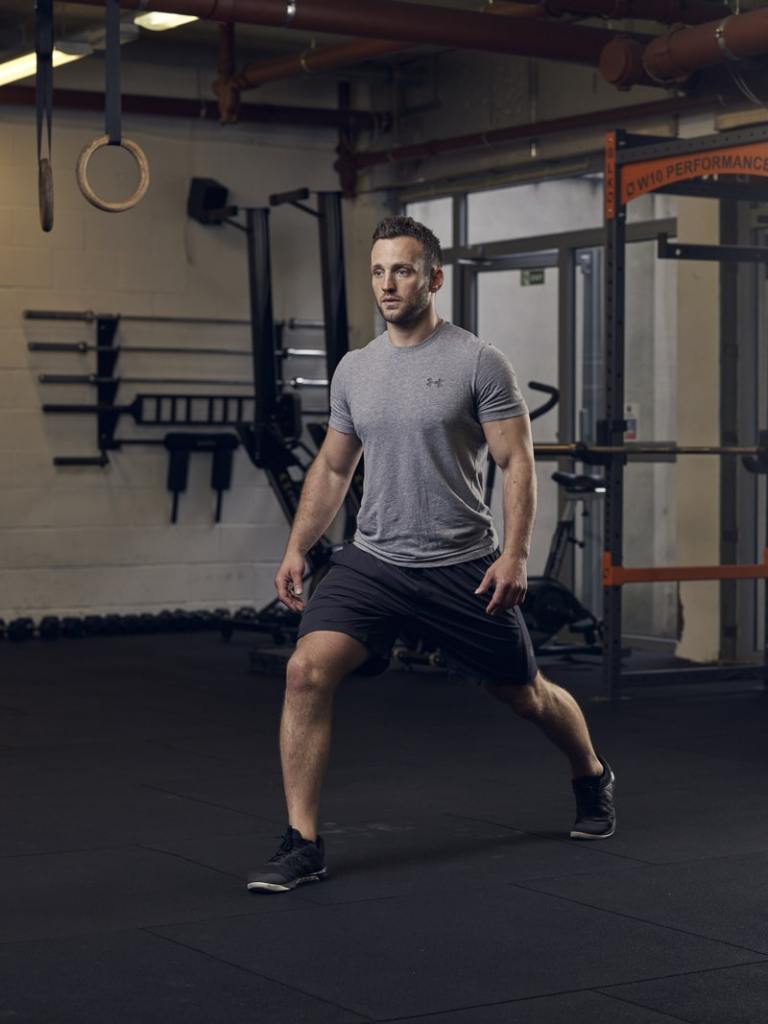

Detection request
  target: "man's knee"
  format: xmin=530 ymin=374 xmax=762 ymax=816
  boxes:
xmin=285 ymin=653 xmax=340 ymax=695
xmin=487 ymin=673 xmax=545 ymax=719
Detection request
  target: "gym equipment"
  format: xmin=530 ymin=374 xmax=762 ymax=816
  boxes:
xmin=4 ymin=608 xmax=248 ymax=643
xmin=163 ymin=432 xmax=239 ymax=523
xmin=8 ymin=618 xmax=35 ymax=643
xmin=25 ymin=309 xmax=323 ymax=329
xmin=60 ymin=617 xmax=85 ymax=638
xmin=39 ymin=374 xmax=257 ymax=388
xmin=31 ymin=309 xmax=330 ymax=468
xmin=483 ymin=382 xmax=558 ymax=507
xmin=394 ymin=385 xmax=603 ymax=671
xmin=599 ymin=124 xmax=768 ymax=696
xmin=44 ymin=392 xmax=258 ymax=427
xmin=521 ymin=471 xmax=605 ymax=655
xmin=76 ymin=0 xmax=149 ymax=214
xmin=26 ymin=310 xmax=251 ymax=327
xmin=187 ymin=179 xmax=352 ymax=643
xmin=39 ymin=616 xmax=60 ymax=640
xmin=35 ymin=0 xmax=54 ymax=232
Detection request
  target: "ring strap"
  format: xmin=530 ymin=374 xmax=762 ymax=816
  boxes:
xmin=35 ymin=0 xmax=54 ymax=231
xmin=105 ymin=0 xmax=122 ymax=144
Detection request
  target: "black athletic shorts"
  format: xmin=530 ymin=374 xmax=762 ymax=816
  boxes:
xmin=297 ymin=542 xmax=538 ymax=687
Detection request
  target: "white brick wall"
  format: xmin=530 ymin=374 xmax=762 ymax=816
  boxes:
xmin=0 ymin=98 xmax=340 ymax=621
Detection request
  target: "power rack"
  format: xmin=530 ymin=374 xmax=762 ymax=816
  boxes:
xmin=602 ymin=123 xmax=768 ymax=697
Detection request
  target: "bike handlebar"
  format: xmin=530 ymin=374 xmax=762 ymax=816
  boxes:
xmin=528 ymin=381 xmax=559 ymax=422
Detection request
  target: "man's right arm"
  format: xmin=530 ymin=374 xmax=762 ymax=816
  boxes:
xmin=285 ymin=428 xmax=363 ymax=558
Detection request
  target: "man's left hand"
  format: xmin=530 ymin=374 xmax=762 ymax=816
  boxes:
xmin=474 ymin=553 xmax=528 ymax=616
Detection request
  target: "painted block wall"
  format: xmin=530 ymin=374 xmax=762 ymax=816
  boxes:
xmin=0 ymin=99 xmax=341 ymax=621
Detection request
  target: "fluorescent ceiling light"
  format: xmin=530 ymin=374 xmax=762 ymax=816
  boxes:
xmin=0 ymin=42 xmax=92 ymax=88
xmin=134 ymin=12 xmax=199 ymax=31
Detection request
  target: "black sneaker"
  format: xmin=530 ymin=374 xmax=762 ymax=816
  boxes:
xmin=570 ymin=757 xmax=616 ymax=840
xmin=246 ymin=826 xmax=327 ymax=892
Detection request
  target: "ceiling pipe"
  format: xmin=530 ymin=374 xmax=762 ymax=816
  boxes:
xmin=65 ymin=0 xmax=633 ymax=66
xmin=215 ymin=4 xmax=544 ymax=121
xmin=516 ymin=0 xmax=730 ymax=25
xmin=344 ymin=93 xmax=718 ymax=175
xmin=216 ymin=20 xmax=238 ymax=121
xmin=226 ymin=2 xmax=546 ymax=96
xmin=233 ymin=38 xmax=409 ymax=90
xmin=0 ymin=85 xmax=386 ymax=131
xmin=601 ymin=7 xmax=768 ymax=87
xmin=478 ymin=1 xmax=547 ymax=15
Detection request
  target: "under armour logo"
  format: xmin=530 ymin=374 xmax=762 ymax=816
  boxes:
xmin=425 ymin=377 xmax=444 ymax=388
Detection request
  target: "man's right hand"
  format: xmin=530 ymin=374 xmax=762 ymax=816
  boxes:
xmin=274 ymin=550 xmax=307 ymax=613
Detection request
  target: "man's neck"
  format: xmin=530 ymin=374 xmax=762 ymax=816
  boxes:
xmin=387 ymin=306 xmax=442 ymax=348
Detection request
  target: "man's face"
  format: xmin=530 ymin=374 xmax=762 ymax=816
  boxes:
xmin=371 ymin=236 xmax=443 ymax=325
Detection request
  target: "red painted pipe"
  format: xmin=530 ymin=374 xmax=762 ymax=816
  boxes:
xmin=66 ymin=0 xmax=624 ymax=65
xmin=602 ymin=7 xmax=768 ymax=87
xmin=347 ymin=94 xmax=717 ymax=172
xmin=223 ymin=5 xmax=543 ymax=106
xmin=545 ymin=0 xmax=730 ymax=25
xmin=0 ymin=85 xmax=384 ymax=131
xmin=233 ymin=38 xmax=408 ymax=91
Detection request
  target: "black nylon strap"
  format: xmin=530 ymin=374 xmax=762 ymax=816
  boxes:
xmin=35 ymin=0 xmax=53 ymax=162
xmin=105 ymin=0 xmax=122 ymax=144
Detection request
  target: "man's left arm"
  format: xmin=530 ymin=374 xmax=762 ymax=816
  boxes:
xmin=475 ymin=415 xmax=537 ymax=615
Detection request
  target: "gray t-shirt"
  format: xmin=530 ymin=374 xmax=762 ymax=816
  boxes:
xmin=328 ymin=320 xmax=528 ymax=567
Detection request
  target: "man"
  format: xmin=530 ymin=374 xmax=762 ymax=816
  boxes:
xmin=246 ymin=216 xmax=615 ymax=893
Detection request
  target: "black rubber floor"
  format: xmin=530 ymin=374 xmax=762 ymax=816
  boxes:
xmin=1 ymin=634 xmax=767 ymax=1023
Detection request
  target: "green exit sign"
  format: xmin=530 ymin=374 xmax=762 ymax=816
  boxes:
xmin=521 ymin=269 xmax=545 ymax=286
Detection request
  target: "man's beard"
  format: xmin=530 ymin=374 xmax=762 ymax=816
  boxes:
xmin=377 ymin=283 xmax=431 ymax=324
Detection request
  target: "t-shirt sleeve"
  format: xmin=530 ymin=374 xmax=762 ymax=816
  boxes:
xmin=474 ymin=343 xmax=529 ymax=422
xmin=328 ymin=353 xmax=357 ymax=435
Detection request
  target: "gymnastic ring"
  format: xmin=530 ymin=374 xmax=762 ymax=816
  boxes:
xmin=38 ymin=156 xmax=54 ymax=232
xmin=76 ymin=135 xmax=150 ymax=213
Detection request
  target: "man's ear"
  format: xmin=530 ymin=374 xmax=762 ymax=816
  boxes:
xmin=429 ymin=266 xmax=445 ymax=293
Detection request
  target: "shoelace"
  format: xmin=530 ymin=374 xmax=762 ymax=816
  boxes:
xmin=268 ymin=829 xmax=297 ymax=863
xmin=575 ymin=779 xmax=611 ymax=817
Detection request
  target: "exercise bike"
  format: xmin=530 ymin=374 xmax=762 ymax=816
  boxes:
xmin=395 ymin=382 xmax=604 ymax=669
xmin=522 ymin=469 xmax=604 ymax=656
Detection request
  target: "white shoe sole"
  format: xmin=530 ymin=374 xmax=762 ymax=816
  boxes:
xmin=569 ymin=824 xmax=616 ymax=840
xmin=246 ymin=870 xmax=326 ymax=893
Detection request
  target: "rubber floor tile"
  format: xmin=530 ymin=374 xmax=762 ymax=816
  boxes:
xmin=151 ymin=885 xmax=753 ymax=1019
xmin=140 ymin=764 xmax=522 ymax=824
xmin=462 ymin=775 xmax=768 ymax=864
xmin=0 ymin=844 xmax=294 ymax=943
xmin=0 ymin=781 xmax=259 ymax=857
xmin=601 ymin=961 xmax=768 ymax=1024
xmin=0 ymin=929 xmax=369 ymax=1024
xmin=561 ymin=739 xmax=768 ymax=796
xmin=391 ymin=989 xmax=684 ymax=1024
xmin=146 ymin=814 xmax=626 ymax=904
xmin=0 ymin=738 xmax=278 ymax=793
xmin=517 ymin=852 xmax=768 ymax=953
xmin=0 ymin=708 xmax=267 ymax=749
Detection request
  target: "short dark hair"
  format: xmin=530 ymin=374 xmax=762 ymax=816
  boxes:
xmin=372 ymin=215 xmax=442 ymax=270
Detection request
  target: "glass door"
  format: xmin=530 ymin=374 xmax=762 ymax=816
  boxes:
xmin=475 ymin=256 xmax=560 ymax=575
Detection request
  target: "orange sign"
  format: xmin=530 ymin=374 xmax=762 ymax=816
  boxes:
xmin=620 ymin=141 xmax=768 ymax=205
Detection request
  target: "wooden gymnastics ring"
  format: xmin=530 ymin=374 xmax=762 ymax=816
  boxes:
xmin=38 ymin=156 xmax=54 ymax=232
xmin=76 ymin=135 xmax=150 ymax=213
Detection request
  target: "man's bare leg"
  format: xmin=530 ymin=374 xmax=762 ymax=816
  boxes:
xmin=280 ymin=631 xmax=371 ymax=840
xmin=486 ymin=671 xmax=603 ymax=778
